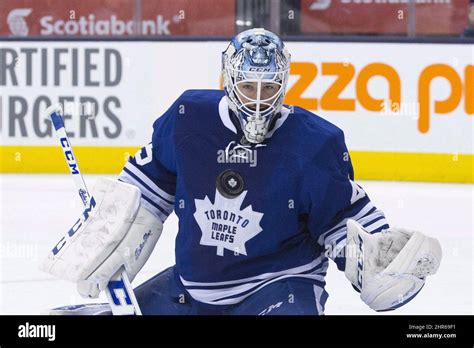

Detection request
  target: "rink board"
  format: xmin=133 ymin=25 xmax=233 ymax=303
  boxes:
xmin=0 ymin=41 xmax=473 ymax=182
xmin=1 ymin=145 xmax=472 ymax=183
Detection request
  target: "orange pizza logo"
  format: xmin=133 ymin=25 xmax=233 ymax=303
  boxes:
xmin=283 ymin=62 xmax=473 ymax=133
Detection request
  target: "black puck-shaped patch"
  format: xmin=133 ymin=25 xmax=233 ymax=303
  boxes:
xmin=216 ymin=170 xmax=245 ymax=198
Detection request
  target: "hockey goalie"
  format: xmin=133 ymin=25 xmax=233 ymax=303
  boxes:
xmin=41 ymin=28 xmax=442 ymax=315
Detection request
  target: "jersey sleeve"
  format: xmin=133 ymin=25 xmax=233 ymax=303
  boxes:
xmin=307 ymin=129 xmax=390 ymax=272
xmin=118 ymin=102 xmax=178 ymax=223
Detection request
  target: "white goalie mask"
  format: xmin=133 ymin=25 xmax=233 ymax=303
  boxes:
xmin=222 ymin=28 xmax=291 ymax=143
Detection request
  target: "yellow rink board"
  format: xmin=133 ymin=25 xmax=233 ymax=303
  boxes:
xmin=0 ymin=146 xmax=139 ymax=175
xmin=0 ymin=146 xmax=473 ymax=183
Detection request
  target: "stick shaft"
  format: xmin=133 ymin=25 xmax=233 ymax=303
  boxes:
xmin=48 ymin=105 xmax=142 ymax=315
xmin=50 ymin=109 xmax=91 ymax=207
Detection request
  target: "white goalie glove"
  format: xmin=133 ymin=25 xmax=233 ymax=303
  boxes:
xmin=344 ymin=219 xmax=442 ymax=311
xmin=40 ymin=178 xmax=163 ymax=298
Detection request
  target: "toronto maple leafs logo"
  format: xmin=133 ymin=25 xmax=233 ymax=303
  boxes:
xmin=194 ymin=189 xmax=263 ymax=256
xmin=227 ymin=178 xmax=238 ymax=188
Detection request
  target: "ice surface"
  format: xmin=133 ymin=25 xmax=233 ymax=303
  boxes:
xmin=0 ymin=174 xmax=472 ymax=314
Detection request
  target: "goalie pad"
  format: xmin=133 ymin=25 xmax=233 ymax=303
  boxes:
xmin=45 ymin=303 xmax=112 ymax=315
xmin=41 ymin=178 xmax=163 ymax=291
xmin=345 ymin=219 xmax=442 ymax=311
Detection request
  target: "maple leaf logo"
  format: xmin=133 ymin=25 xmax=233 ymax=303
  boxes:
xmin=194 ymin=189 xmax=263 ymax=256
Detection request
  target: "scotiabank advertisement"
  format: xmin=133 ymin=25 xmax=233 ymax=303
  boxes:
xmin=301 ymin=0 xmax=469 ymax=35
xmin=0 ymin=0 xmax=235 ymax=37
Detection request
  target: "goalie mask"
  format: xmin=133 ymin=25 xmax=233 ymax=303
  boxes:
xmin=222 ymin=28 xmax=291 ymax=143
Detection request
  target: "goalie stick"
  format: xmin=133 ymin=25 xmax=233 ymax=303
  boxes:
xmin=46 ymin=104 xmax=142 ymax=315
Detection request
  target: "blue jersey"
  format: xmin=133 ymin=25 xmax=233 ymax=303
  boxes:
xmin=118 ymin=90 xmax=389 ymax=305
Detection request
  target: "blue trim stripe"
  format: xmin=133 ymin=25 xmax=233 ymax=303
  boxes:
xmin=141 ymin=192 xmax=169 ymax=218
xmin=126 ymin=161 xmax=175 ymax=203
xmin=213 ymin=278 xmax=327 ymax=303
xmin=362 ymin=215 xmax=387 ymax=229
xmin=334 ymin=234 xmax=347 ymax=246
xmin=119 ymin=171 xmax=173 ymax=213
xmin=373 ymin=224 xmax=390 ymax=233
xmin=331 ymin=219 xmax=389 ymax=252
xmin=323 ymin=206 xmax=377 ymax=241
xmin=184 ymin=261 xmax=327 ymax=291
xmin=118 ymin=177 xmax=171 ymax=222
xmin=50 ymin=112 xmax=65 ymax=131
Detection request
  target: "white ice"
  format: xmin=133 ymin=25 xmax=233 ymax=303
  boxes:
xmin=0 ymin=174 xmax=472 ymax=314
